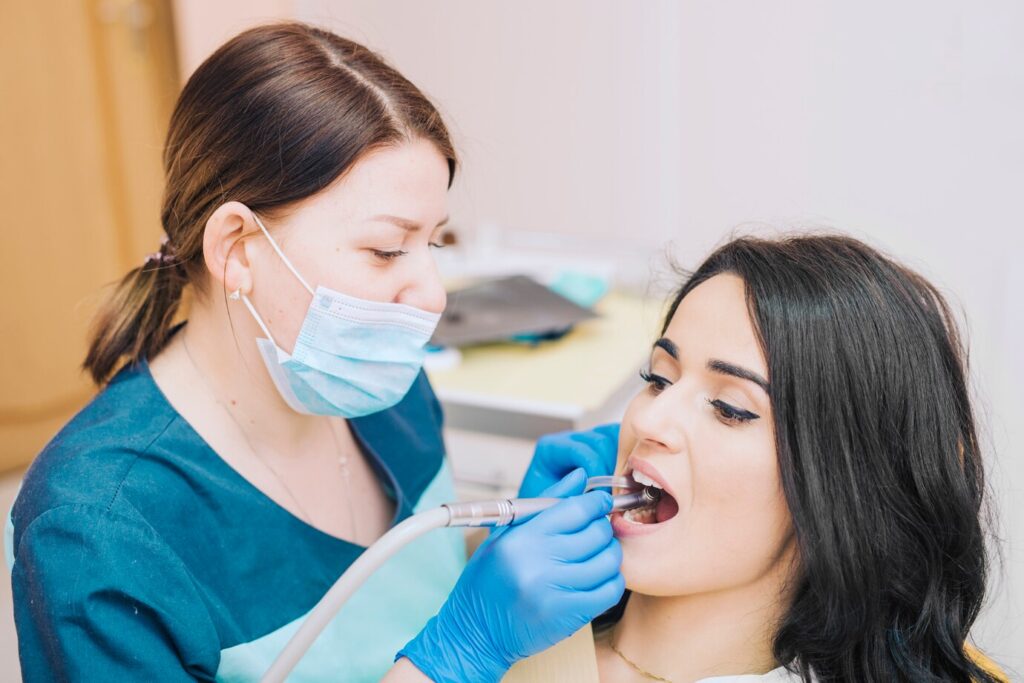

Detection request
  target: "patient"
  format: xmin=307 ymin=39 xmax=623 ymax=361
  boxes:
xmin=508 ymin=235 xmax=1006 ymax=682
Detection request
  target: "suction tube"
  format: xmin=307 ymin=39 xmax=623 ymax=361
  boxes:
xmin=260 ymin=477 xmax=653 ymax=683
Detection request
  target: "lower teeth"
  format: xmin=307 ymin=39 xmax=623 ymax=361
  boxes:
xmin=624 ymin=504 xmax=658 ymax=524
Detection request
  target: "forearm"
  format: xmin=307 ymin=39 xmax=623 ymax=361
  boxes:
xmin=381 ymin=657 xmax=433 ymax=682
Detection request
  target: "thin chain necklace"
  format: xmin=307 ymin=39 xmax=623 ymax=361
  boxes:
xmin=609 ymin=636 xmax=674 ymax=683
xmin=181 ymin=332 xmax=358 ymax=542
xmin=326 ymin=417 xmax=360 ymax=543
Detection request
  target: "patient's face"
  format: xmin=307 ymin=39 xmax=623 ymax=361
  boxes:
xmin=613 ymin=273 xmax=796 ymax=596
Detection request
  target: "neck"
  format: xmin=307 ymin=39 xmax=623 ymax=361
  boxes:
xmin=609 ymin=550 xmax=796 ymax=682
xmin=179 ymin=288 xmax=327 ymax=450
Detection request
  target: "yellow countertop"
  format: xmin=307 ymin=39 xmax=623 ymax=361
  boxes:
xmin=427 ymin=291 xmax=665 ymax=413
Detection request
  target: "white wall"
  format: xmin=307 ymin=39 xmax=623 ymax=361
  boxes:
xmin=295 ymin=0 xmax=1024 ymax=671
xmin=172 ymin=0 xmax=294 ymax=81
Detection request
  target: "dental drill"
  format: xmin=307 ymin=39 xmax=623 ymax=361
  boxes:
xmin=260 ymin=476 xmax=659 ymax=683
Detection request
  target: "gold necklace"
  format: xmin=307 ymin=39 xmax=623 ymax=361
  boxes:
xmin=181 ymin=332 xmax=357 ymax=540
xmin=609 ymin=637 xmax=674 ymax=683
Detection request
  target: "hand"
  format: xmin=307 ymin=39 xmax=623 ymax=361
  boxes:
xmin=518 ymin=423 xmax=620 ymax=499
xmin=397 ymin=468 xmax=625 ymax=682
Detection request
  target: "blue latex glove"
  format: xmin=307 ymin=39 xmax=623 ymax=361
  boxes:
xmin=518 ymin=423 xmax=621 ymax=499
xmin=397 ymin=468 xmax=624 ymax=682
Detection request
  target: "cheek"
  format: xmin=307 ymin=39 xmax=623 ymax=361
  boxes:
xmin=321 ymin=246 xmax=443 ymax=305
xmin=257 ymin=252 xmax=398 ymax=352
xmin=696 ymin=453 xmax=791 ymax=564
xmin=248 ymin=251 xmax=316 ymax=353
xmin=317 ymin=249 xmax=401 ymax=302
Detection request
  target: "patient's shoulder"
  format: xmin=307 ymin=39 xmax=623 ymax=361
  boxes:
xmin=503 ymin=625 xmax=600 ymax=682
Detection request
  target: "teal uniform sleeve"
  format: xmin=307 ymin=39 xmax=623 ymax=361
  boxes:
xmin=12 ymin=504 xmax=220 ymax=681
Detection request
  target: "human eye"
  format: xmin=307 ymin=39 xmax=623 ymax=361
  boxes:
xmin=707 ymin=398 xmax=760 ymax=425
xmin=639 ymin=368 xmax=672 ymax=395
xmin=371 ymin=249 xmax=408 ymax=262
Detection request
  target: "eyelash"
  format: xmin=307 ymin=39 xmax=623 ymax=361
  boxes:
xmin=639 ymin=368 xmax=670 ymax=394
xmin=372 ymin=243 xmax=446 ymax=261
xmin=707 ymin=398 xmax=759 ymax=425
xmin=372 ymin=249 xmax=407 ymax=261
xmin=638 ymin=369 xmax=760 ymax=425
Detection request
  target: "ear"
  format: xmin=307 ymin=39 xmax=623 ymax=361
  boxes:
xmin=203 ymin=201 xmax=260 ymax=296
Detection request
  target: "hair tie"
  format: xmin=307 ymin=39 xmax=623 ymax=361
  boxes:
xmin=144 ymin=236 xmax=177 ymax=266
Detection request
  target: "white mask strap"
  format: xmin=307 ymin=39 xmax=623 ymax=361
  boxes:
xmin=251 ymin=213 xmax=315 ymax=296
xmin=239 ymin=293 xmax=278 ymax=346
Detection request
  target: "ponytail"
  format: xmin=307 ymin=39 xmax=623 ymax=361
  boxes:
xmin=83 ymin=245 xmax=187 ymax=385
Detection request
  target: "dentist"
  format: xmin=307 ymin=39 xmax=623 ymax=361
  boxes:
xmin=7 ymin=23 xmax=622 ymax=682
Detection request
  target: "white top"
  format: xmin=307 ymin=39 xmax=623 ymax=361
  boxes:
xmin=699 ymin=666 xmax=801 ymax=681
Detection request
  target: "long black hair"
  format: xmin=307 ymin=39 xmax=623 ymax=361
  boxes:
xmin=606 ymin=235 xmax=996 ymax=682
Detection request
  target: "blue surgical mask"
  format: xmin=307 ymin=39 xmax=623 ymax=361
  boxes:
xmin=237 ymin=214 xmax=441 ymax=417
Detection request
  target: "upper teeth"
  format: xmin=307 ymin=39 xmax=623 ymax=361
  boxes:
xmin=632 ymin=470 xmax=663 ymax=489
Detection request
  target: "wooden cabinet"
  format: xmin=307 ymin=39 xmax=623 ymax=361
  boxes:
xmin=0 ymin=1 xmax=179 ymax=472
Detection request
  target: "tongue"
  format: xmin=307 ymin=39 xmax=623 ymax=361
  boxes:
xmin=655 ymin=491 xmax=679 ymax=523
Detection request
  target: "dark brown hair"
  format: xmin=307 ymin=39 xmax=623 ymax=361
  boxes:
xmin=84 ymin=22 xmax=457 ymax=384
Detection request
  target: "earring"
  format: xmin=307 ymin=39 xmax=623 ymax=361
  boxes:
xmin=229 ymin=288 xmax=241 ymax=301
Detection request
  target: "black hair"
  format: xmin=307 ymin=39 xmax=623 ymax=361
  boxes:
xmin=602 ymin=234 xmax=997 ymax=682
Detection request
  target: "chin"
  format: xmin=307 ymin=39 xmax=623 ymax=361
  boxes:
xmin=619 ymin=545 xmax=680 ymax=596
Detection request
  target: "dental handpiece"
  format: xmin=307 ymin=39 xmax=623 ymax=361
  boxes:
xmin=443 ymin=475 xmax=660 ymax=528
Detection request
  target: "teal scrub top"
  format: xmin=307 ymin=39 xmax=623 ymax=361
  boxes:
xmin=6 ymin=358 xmax=466 ymax=681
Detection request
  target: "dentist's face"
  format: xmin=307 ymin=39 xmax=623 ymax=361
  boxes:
xmin=613 ymin=274 xmax=796 ymax=597
xmin=243 ymin=138 xmax=451 ymax=353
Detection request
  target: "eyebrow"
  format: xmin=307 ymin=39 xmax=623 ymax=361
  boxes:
xmin=369 ymin=214 xmax=450 ymax=232
xmin=653 ymin=337 xmax=679 ymax=358
xmin=652 ymin=337 xmax=770 ymax=393
xmin=708 ymin=359 xmax=770 ymax=393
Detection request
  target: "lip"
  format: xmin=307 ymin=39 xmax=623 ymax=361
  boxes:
xmin=624 ymin=457 xmax=676 ymax=500
xmin=611 ymin=457 xmax=679 ymax=537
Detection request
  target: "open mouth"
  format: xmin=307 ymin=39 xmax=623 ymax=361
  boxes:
xmin=621 ymin=468 xmax=680 ymax=525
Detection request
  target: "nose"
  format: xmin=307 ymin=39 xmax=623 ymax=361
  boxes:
xmin=629 ymin=389 xmax=688 ymax=454
xmin=395 ymin=255 xmax=447 ymax=314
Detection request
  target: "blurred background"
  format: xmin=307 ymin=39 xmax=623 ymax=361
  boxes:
xmin=2 ymin=1 xmax=1021 ymax=679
